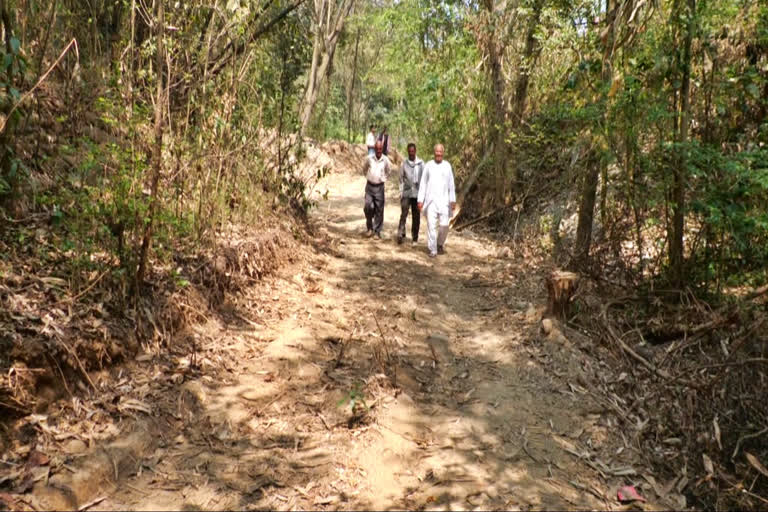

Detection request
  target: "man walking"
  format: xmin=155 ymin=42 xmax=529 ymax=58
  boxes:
xmin=362 ymin=140 xmax=392 ymax=239
xmin=417 ymin=144 xmax=456 ymax=258
xmin=398 ymin=143 xmax=424 ymax=245
xmin=378 ymin=126 xmax=390 ymax=156
xmin=366 ymin=125 xmax=377 ymax=156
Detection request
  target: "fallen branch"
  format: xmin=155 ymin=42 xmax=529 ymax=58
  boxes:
xmin=52 ymin=268 xmax=110 ymax=307
xmin=78 ymin=495 xmax=107 ymax=511
xmin=521 ymin=438 xmax=540 ymax=464
xmin=45 ymin=351 xmax=73 ymax=398
xmin=744 ymin=283 xmax=768 ymax=302
xmin=314 ymin=410 xmax=331 ymax=431
xmin=601 ymin=303 xmax=671 ymax=380
xmin=57 ymin=340 xmax=98 ymax=392
xmin=717 ymin=467 xmax=768 ymax=506
xmin=0 ymin=398 xmax=28 ymax=413
xmin=373 ymin=314 xmax=396 ymax=387
xmin=453 ymin=203 xmax=515 ymax=232
xmin=731 ymin=426 xmax=768 ymax=461
xmin=692 ymin=358 xmax=768 ymax=372
xmin=452 ymin=180 xmax=546 ymax=232
xmin=334 ymin=328 xmax=355 ymax=369
xmin=568 ymin=480 xmax=607 ymax=502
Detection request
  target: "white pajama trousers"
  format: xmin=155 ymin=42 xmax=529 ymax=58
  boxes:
xmin=425 ymin=204 xmax=450 ymax=255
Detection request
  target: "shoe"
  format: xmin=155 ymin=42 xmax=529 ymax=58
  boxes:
xmin=438 ymin=245 xmax=445 ymax=255
xmin=374 ymin=232 xmax=382 ymax=240
xmin=429 ymin=252 xmax=437 ymax=258
xmin=365 ymin=230 xmax=373 ymax=238
xmin=412 ymin=240 xmax=418 ymax=246
xmin=397 ymin=236 xmax=404 ymax=245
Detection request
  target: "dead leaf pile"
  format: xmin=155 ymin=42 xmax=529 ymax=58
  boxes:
xmin=569 ymin=288 xmax=768 ymax=510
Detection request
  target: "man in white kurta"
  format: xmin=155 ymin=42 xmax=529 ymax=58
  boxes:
xmin=417 ymin=144 xmax=456 ymax=258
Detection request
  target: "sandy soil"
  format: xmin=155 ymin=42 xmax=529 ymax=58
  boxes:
xmin=79 ymin=168 xmax=635 ymax=511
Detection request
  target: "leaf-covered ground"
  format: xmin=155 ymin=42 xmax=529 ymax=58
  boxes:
xmin=0 ymin=152 xmax=691 ymax=511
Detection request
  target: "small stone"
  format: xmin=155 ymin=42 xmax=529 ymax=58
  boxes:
xmin=62 ymin=439 xmax=87 ymax=455
xmin=427 ymin=333 xmax=449 ymax=344
xmin=525 ymin=305 xmax=543 ymax=323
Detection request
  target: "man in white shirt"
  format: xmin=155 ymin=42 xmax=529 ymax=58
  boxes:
xmin=366 ymin=125 xmax=377 ymax=156
xmin=361 ymin=140 xmax=392 ymax=239
xmin=417 ymin=144 xmax=456 ymax=258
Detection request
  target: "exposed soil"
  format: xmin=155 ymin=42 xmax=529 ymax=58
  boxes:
xmin=8 ymin=151 xmax=680 ymax=511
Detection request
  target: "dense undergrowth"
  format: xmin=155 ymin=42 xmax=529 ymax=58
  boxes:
xmin=2 ymin=0 xmax=768 ymax=508
xmin=0 ymin=0 xmax=322 ymax=422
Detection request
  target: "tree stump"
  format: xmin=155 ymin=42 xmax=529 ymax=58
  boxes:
xmin=546 ymin=270 xmax=580 ymax=320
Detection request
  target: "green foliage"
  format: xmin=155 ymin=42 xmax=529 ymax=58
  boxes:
xmin=2 ymin=0 xmax=767 ymax=299
xmin=687 ymin=145 xmax=768 ymax=286
xmin=338 ymin=383 xmax=368 ymax=414
xmin=1 ymin=33 xmax=29 ymax=201
xmin=314 ymin=0 xmax=482 ymax=156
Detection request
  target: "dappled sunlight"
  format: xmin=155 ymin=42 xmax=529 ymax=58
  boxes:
xmin=15 ymin=163 xmax=656 ymax=511
xmin=96 ymin=169 xmax=620 ymax=510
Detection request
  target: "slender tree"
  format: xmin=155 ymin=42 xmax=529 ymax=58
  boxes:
xmin=136 ymin=0 xmax=166 ymax=287
xmin=669 ymin=0 xmax=695 ymax=287
xmin=299 ymin=0 xmax=356 ymax=135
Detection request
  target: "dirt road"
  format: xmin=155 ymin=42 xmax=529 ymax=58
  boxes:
xmin=69 ymin=170 xmax=623 ymax=510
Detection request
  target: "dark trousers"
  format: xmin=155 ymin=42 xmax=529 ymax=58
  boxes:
xmin=364 ymin=181 xmax=385 ymax=233
xmin=398 ymin=197 xmax=420 ymax=241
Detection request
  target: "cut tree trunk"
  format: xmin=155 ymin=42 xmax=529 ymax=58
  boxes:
xmin=546 ymin=270 xmax=580 ymax=320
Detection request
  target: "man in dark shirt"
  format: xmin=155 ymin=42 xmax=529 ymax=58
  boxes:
xmin=377 ymin=126 xmax=390 ymax=156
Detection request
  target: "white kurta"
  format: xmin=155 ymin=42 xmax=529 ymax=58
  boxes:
xmin=417 ymin=160 xmax=456 ymax=213
xmin=417 ymin=160 xmax=456 ymax=255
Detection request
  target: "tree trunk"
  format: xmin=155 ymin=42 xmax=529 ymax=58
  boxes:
xmin=482 ymin=0 xmax=508 ymax=203
xmin=489 ymin=46 xmax=508 ymax=203
xmin=205 ymin=0 xmax=307 ymax=79
xmin=570 ymin=0 xmax=614 ymax=271
xmin=136 ymin=0 xmax=165 ymax=287
xmin=299 ymin=0 xmax=355 ymax=136
xmin=346 ymin=28 xmax=360 ymax=142
xmin=510 ymin=0 xmax=544 ymax=127
xmin=572 ymin=151 xmax=600 ymax=269
xmin=300 ymin=42 xmax=334 ymax=134
xmin=669 ymin=0 xmax=695 ymax=288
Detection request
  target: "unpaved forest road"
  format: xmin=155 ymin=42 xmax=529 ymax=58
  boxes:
xmin=91 ymin=171 xmax=622 ymax=510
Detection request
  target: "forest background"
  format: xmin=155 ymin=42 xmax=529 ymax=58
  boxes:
xmin=1 ymin=0 xmax=767 ymax=509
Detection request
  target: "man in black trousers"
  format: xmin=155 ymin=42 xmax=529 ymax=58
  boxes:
xmin=397 ymin=143 xmax=424 ymax=245
xmin=361 ymin=141 xmax=392 ymax=239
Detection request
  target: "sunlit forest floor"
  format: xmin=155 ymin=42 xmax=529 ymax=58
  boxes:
xmin=8 ymin=160 xmax=682 ymax=511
